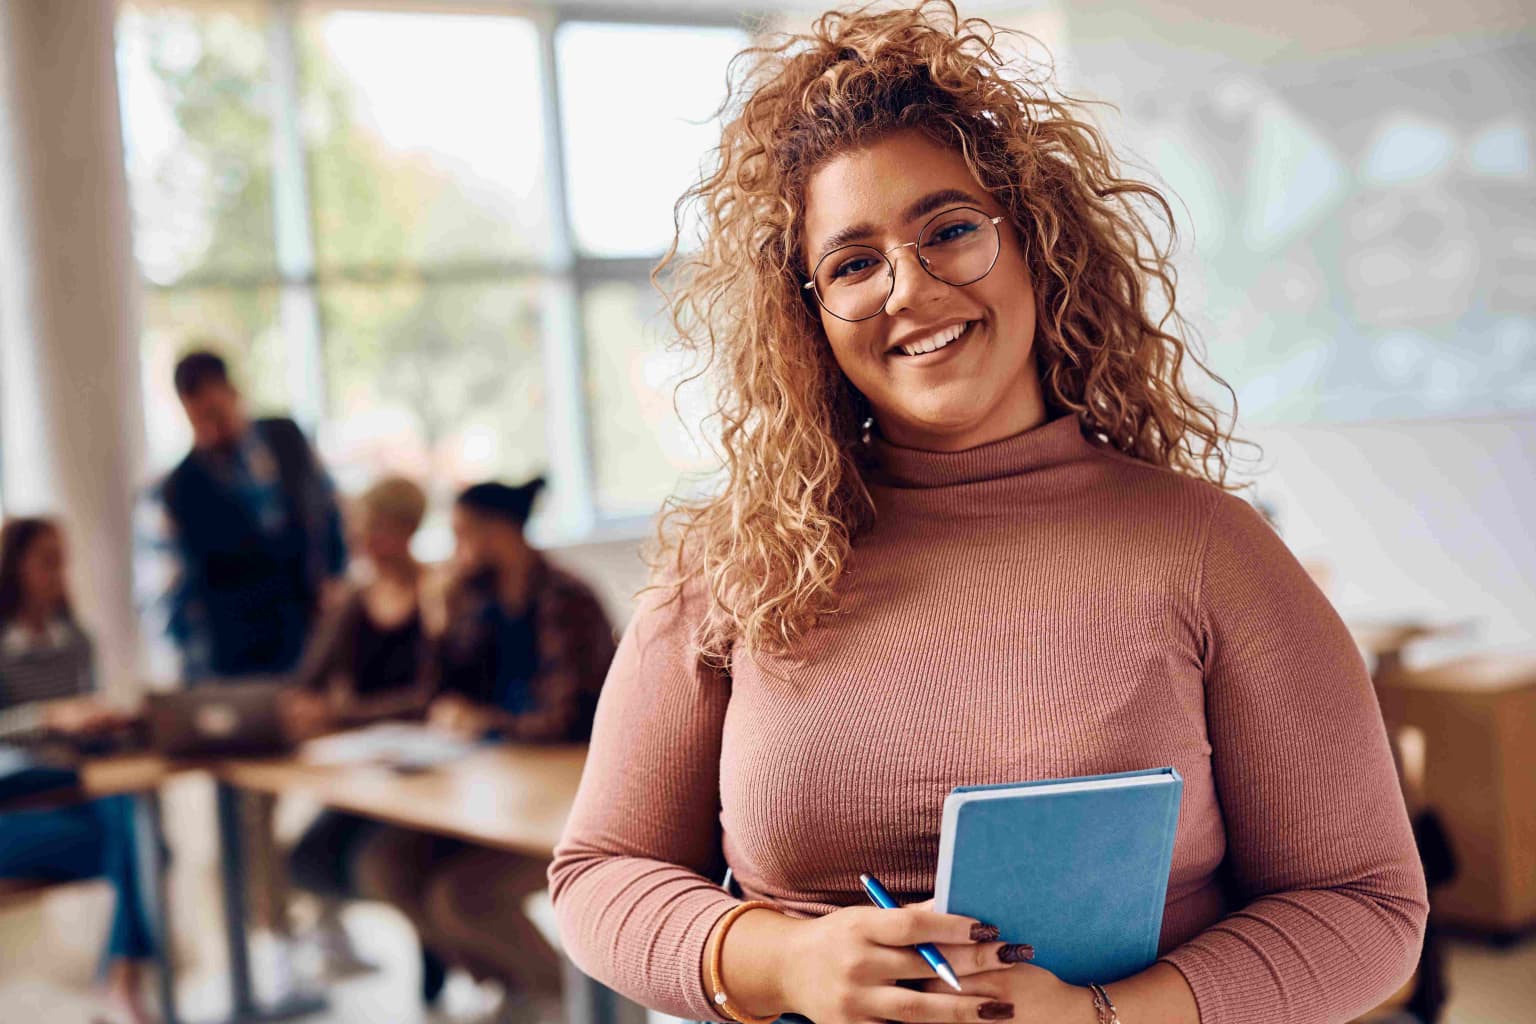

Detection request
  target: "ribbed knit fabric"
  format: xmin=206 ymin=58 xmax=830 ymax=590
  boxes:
xmin=548 ymin=414 xmax=1427 ymax=1023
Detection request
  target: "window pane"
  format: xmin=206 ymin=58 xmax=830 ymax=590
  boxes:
xmin=584 ymin=280 xmax=717 ymax=517
xmin=139 ymin=287 xmax=289 ymax=472
xmin=318 ymin=280 xmax=548 ymax=549
xmin=558 ymin=23 xmax=747 ymax=257
xmin=116 ymin=2 xmax=277 ymax=285
xmin=301 ymin=12 xmax=552 ymax=271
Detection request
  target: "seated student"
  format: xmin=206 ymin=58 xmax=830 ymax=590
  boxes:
xmin=0 ymin=518 xmax=154 ymax=1024
xmin=350 ymin=477 xmax=617 ymax=1020
xmin=281 ymin=475 xmax=437 ymax=976
xmin=430 ymin=478 xmax=616 ymax=740
xmin=282 ymin=474 xmax=436 ymax=732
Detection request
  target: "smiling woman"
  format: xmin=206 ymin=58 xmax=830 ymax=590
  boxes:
xmin=549 ymin=5 xmax=1428 ymax=1024
xmin=645 ymin=0 xmax=1242 ymax=669
xmin=801 ymin=138 xmax=1043 ymax=451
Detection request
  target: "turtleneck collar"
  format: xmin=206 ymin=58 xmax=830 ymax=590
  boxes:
xmin=866 ymin=414 xmax=1097 ymax=489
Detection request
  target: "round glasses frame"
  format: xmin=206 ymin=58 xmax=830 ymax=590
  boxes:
xmin=802 ymin=206 xmax=1007 ymax=323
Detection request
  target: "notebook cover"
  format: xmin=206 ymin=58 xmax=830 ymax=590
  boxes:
xmin=934 ymin=767 xmax=1183 ymax=986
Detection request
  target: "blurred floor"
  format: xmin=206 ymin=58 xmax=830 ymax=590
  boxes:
xmin=1 ymin=773 xmax=1531 ymax=1022
xmin=0 ymin=772 xmax=535 ymax=1023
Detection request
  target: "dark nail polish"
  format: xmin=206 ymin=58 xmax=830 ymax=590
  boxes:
xmin=978 ymin=1001 xmax=1014 ymax=1020
xmin=997 ymin=943 xmax=1034 ymax=963
xmin=969 ymin=922 xmax=1000 ymax=942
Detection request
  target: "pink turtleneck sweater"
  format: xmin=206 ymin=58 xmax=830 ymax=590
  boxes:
xmin=549 ymin=415 xmax=1427 ymax=1024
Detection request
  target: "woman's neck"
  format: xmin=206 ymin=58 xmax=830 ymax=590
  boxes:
xmin=362 ymin=559 xmax=422 ymax=630
xmin=372 ymin=556 xmax=420 ymax=587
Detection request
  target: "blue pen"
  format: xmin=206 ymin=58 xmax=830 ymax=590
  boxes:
xmin=858 ymin=872 xmax=963 ymax=992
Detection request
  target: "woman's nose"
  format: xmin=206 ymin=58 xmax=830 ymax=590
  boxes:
xmin=883 ymin=246 xmax=949 ymax=317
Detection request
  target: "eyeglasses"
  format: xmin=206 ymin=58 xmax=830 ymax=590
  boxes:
xmin=803 ymin=206 xmax=1006 ymax=322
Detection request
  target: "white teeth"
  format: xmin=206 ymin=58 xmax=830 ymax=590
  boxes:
xmin=898 ymin=322 xmax=969 ymax=357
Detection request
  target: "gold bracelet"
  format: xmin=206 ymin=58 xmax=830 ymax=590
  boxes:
xmin=1090 ymin=982 xmax=1122 ymax=1024
xmin=705 ymin=900 xmax=778 ymax=1024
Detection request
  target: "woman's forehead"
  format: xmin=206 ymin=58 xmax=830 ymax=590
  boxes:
xmin=802 ymin=132 xmax=987 ymax=252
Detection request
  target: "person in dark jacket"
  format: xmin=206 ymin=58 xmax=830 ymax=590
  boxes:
xmin=140 ymin=349 xmax=347 ymax=994
xmin=147 ymin=350 xmax=347 ymax=683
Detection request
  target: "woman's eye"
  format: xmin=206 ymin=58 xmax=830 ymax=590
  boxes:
xmin=831 ymin=257 xmax=879 ymax=281
xmin=929 ymin=221 xmax=980 ymax=245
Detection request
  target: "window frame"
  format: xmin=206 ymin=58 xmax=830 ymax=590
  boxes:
xmin=125 ymin=0 xmax=766 ymax=547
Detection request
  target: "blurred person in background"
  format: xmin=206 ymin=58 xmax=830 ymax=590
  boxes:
xmin=429 ymin=478 xmax=614 ymax=741
xmin=148 ymin=349 xmax=347 ymax=683
xmin=347 ymin=476 xmax=616 ymax=1022
xmin=0 ymin=518 xmax=155 ymax=1024
xmin=281 ymin=474 xmax=437 ymax=978
xmin=140 ymin=347 xmax=348 ymax=998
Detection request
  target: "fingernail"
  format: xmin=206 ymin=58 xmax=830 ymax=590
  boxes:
xmin=969 ymin=922 xmax=1000 ymax=942
xmin=997 ymin=943 xmax=1034 ymax=963
xmin=978 ymin=1002 xmax=1014 ymax=1020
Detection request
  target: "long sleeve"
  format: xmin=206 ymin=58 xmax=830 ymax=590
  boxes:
xmin=255 ymin=416 xmax=348 ymax=588
xmin=1159 ymin=494 xmax=1428 ymax=1024
xmin=547 ymin=574 xmax=741 ymax=1020
xmin=0 ymin=702 xmax=45 ymax=742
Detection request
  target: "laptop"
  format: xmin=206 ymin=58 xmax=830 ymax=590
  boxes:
xmin=145 ymin=679 xmax=292 ymax=757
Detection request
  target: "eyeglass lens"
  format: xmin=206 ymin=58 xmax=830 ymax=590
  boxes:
xmin=812 ymin=207 xmax=1000 ymax=321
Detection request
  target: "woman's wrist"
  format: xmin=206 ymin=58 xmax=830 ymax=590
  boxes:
xmin=1086 ymin=983 xmax=1118 ymax=1023
xmin=709 ymin=906 xmax=798 ymax=1019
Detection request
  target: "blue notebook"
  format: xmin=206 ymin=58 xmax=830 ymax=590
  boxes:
xmin=933 ymin=767 xmax=1183 ymax=986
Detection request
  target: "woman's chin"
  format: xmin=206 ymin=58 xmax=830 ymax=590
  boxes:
xmin=881 ymin=412 xmax=995 ymax=451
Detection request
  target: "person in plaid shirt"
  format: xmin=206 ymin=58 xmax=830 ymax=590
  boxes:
xmin=428 ymin=477 xmax=617 ymax=744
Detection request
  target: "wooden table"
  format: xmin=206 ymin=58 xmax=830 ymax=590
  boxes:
xmin=214 ymin=744 xmax=587 ymax=857
xmin=1349 ymin=618 xmax=1472 ymax=682
xmin=79 ymin=752 xmax=177 ymax=797
xmin=14 ymin=744 xmax=639 ymax=1024
xmin=1374 ymin=654 xmax=1536 ymax=940
xmin=209 ymin=742 xmax=640 ymax=1024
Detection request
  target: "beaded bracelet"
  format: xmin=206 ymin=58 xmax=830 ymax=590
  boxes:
xmin=1090 ymin=982 xmax=1123 ymax=1024
xmin=705 ymin=900 xmax=778 ymax=1024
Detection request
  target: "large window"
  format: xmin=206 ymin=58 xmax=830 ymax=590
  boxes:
xmin=583 ymin=280 xmax=717 ymax=516
xmin=557 ymin=22 xmax=746 ymax=257
xmin=302 ymin=12 xmax=553 ymax=271
xmin=118 ymin=3 xmax=290 ymax=474
xmin=116 ymin=2 xmax=747 ymax=549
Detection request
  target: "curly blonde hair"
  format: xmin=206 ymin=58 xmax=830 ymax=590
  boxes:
xmin=649 ymin=0 xmax=1241 ymax=667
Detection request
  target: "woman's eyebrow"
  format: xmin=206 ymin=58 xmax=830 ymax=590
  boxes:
xmin=903 ymin=188 xmax=983 ymax=224
xmin=814 ymin=188 xmax=987 ymax=259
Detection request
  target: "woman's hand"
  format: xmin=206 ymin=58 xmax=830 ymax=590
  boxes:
xmin=917 ymin=960 xmax=1094 ymax=1023
xmin=41 ymin=697 xmax=129 ymax=737
xmin=769 ymin=900 xmax=1027 ymax=1023
xmin=277 ymin=689 xmax=333 ymax=741
xmin=426 ymin=694 xmax=491 ymax=739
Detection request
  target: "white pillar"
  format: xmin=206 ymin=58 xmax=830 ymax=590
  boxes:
xmin=0 ymin=0 xmax=147 ymax=696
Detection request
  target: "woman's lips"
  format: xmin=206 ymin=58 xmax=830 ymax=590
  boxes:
xmin=888 ymin=320 xmax=979 ymax=364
